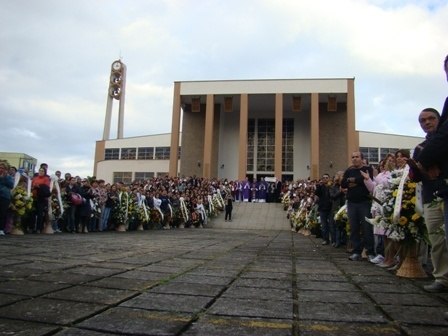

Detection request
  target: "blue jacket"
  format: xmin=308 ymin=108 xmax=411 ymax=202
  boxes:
xmin=0 ymin=175 xmax=14 ymax=200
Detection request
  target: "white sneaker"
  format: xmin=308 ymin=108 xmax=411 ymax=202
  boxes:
xmin=370 ymin=255 xmax=385 ymax=264
xmin=0 ymin=230 xmax=5 ymax=236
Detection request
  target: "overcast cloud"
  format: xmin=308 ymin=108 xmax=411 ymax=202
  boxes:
xmin=1 ymin=0 xmax=447 ymax=177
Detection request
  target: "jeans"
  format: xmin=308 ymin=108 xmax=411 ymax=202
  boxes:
xmin=101 ymin=207 xmax=111 ymax=231
xmin=347 ymin=200 xmax=374 ymax=255
xmin=319 ymin=210 xmax=334 ymax=243
xmin=66 ymin=205 xmax=77 ymax=232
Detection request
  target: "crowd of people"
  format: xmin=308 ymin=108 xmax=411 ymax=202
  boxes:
xmin=0 ymin=165 xmax=287 ymax=236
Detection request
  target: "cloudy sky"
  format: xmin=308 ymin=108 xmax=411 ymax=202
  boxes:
xmin=1 ymin=0 xmax=447 ymax=177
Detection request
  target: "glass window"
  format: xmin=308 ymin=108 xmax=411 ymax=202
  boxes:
xmin=105 ymin=148 xmax=119 ymax=160
xmin=155 ymin=147 xmax=170 ymax=160
xmin=121 ymin=148 xmax=136 ymax=160
xmin=113 ymin=172 xmax=132 ymax=184
xmin=135 ymin=172 xmax=154 ymax=181
xmin=138 ymin=147 xmax=154 ymax=160
xmin=282 ymin=119 xmax=294 ymax=172
xmin=360 ymin=147 xmax=379 ymax=164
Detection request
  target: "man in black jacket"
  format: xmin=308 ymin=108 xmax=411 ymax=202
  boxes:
xmin=412 ymin=108 xmax=448 ymax=293
xmin=341 ymin=151 xmax=374 ymax=261
xmin=415 ymin=54 xmax=448 ymax=320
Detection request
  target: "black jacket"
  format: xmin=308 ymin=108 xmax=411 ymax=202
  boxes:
xmin=341 ymin=165 xmax=373 ymax=203
xmin=418 ymin=97 xmax=448 ymax=178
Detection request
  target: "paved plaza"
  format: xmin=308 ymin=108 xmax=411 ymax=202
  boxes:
xmin=0 ymin=202 xmax=447 ymax=335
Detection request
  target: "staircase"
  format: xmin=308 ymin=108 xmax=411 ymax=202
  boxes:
xmin=208 ymin=202 xmax=290 ymax=230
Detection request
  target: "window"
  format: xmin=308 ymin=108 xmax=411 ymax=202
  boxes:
xmin=360 ymin=147 xmax=379 ymax=164
xmin=380 ymin=148 xmax=399 ymax=160
xmin=121 ymin=148 xmax=136 ymax=160
xmin=157 ymin=172 xmax=168 ymax=177
xmin=135 ymin=172 xmax=154 ymax=181
xmin=155 ymin=147 xmax=170 ymax=160
xmin=282 ymin=119 xmax=294 ymax=172
xmin=138 ymin=147 xmax=154 ymax=160
xmin=105 ymin=148 xmax=119 ymax=160
xmin=113 ymin=172 xmax=132 ymax=184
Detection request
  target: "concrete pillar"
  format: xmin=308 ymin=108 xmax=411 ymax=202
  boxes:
xmin=238 ymin=94 xmax=248 ymax=180
xmin=169 ymin=82 xmax=181 ymax=177
xmin=310 ymin=92 xmax=319 ymax=180
xmin=274 ymin=93 xmax=283 ymax=180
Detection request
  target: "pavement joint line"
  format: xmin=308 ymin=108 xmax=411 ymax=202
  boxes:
xmin=290 ymin=230 xmax=300 ymax=336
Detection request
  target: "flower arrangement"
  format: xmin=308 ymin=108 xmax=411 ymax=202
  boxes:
xmin=304 ymin=204 xmax=319 ymax=231
xmin=112 ymin=191 xmax=130 ymax=229
xmin=50 ymin=193 xmax=63 ymax=220
xmin=12 ymin=186 xmax=33 ymax=216
xmin=334 ymin=203 xmax=350 ymax=234
xmin=290 ymin=207 xmax=307 ymax=231
xmin=90 ymin=197 xmax=102 ymax=219
xmin=10 ymin=186 xmax=34 ymax=218
xmin=282 ymin=193 xmax=291 ymax=211
xmin=10 ymin=185 xmax=34 ymax=232
xmin=368 ymin=169 xmax=428 ymax=245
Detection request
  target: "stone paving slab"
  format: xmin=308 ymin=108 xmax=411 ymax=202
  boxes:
xmin=84 ymin=277 xmax=159 ymax=291
xmin=401 ymin=325 xmax=448 ymax=336
xmin=223 ymin=286 xmax=291 ymax=300
xmin=78 ymin=307 xmax=192 ymax=335
xmin=232 ymin=278 xmax=291 ymax=289
xmin=0 ymin=297 xmax=106 ymax=324
xmin=298 ymin=290 xmax=371 ymax=304
xmin=381 ymin=305 xmax=448 ymax=325
xmin=149 ymin=282 xmax=224 ymax=297
xmin=371 ymin=292 xmax=445 ymax=306
xmin=298 ymin=301 xmax=387 ymax=323
xmin=297 ymin=280 xmax=359 ymax=291
xmin=0 ymin=317 xmax=60 ymax=336
xmin=183 ymin=315 xmax=292 ymax=336
xmin=120 ymin=292 xmax=213 ymax=313
xmin=171 ymin=274 xmax=234 ymax=286
xmin=209 ymin=297 xmax=293 ymax=319
xmin=0 ymin=279 xmax=70 ymax=296
xmin=112 ymin=269 xmax=172 ymax=281
xmin=43 ymin=285 xmax=138 ymax=305
xmin=54 ymin=328 xmax=111 ymax=335
xmin=297 ymin=321 xmax=401 ymax=336
xmin=28 ymin=271 xmax=103 ymax=284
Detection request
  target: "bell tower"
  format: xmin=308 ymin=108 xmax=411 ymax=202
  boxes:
xmin=103 ymin=60 xmax=127 ymax=140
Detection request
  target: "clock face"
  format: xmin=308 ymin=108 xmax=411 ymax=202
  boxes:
xmin=112 ymin=61 xmax=121 ymax=71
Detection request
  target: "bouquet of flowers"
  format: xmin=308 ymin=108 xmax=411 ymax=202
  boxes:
xmin=10 ymin=186 xmax=33 ymax=217
xmin=50 ymin=193 xmax=63 ymax=220
xmin=282 ymin=193 xmax=291 ymax=211
xmin=90 ymin=197 xmax=102 ymax=219
xmin=304 ymin=204 xmax=319 ymax=231
xmin=334 ymin=203 xmax=349 ymax=233
xmin=368 ymin=169 xmax=428 ymax=244
xmin=10 ymin=186 xmax=34 ymax=231
xmin=112 ymin=191 xmax=130 ymax=229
